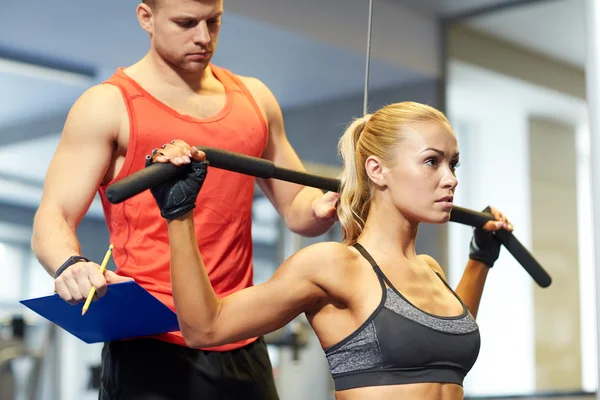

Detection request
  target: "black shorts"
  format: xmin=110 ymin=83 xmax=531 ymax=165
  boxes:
xmin=99 ymin=337 xmax=279 ymax=400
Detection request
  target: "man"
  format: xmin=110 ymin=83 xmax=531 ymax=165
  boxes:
xmin=31 ymin=0 xmax=338 ymax=398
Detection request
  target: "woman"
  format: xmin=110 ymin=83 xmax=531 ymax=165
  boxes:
xmin=146 ymin=101 xmax=513 ymax=399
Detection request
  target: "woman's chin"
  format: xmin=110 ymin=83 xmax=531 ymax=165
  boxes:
xmin=425 ymin=211 xmax=452 ymax=225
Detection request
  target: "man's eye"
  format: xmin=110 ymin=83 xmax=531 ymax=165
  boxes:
xmin=176 ymin=20 xmax=195 ymax=28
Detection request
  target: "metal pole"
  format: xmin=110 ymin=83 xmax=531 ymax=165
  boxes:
xmin=584 ymin=0 xmax=600 ymax=396
xmin=363 ymin=0 xmax=374 ymax=116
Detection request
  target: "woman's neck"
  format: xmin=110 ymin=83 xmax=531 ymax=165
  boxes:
xmin=357 ymin=199 xmax=420 ymax=260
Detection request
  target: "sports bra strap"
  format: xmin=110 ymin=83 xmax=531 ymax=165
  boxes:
xmin=352 ymin=242 xmax=377 ymax=266
xmin=353 ymin=242 xmax=394 ymax=288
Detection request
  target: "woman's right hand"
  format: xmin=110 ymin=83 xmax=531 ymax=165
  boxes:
xmin=145 ymin=139 xmax=208 ymax=220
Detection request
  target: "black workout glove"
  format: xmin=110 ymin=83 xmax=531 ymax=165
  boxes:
xmin=145 ymin=157 xmax=209 ymax=220
xmin=468 ymin=206 xmax=501 ymax=268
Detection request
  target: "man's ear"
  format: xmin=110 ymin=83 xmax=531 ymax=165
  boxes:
xmin=365 ymin=156 xmax=387 ymax=188
xmin=137 ymin=3 xmax=154 ymax=34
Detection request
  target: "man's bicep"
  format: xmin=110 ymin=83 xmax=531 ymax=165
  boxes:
xmin=39 ymin=85 xmax=122 ymax=224
xmin=241 ymin=76 xmax=307 ymax=170
xmin=256 ymin=135 xmax=308 ymax=195
xmin=249 ymin=79 xmax=312 ymax=211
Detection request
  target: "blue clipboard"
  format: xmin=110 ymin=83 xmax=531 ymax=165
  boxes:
xmin=20 ymin=281 xmax=180 ymax=344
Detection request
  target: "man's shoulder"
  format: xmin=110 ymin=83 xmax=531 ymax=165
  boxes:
xmin=230 ymin=74 xmax=279 ymax=113
xmin=65 ymin=83 xmax=125 ymax=132
xmin=210 ymin=65 xmax=264 ymax=91
xmin=210 ymin=65 xmax=280 ymax=117
xmin=237 ymin=74 xmax=267 ymax=93
xmin=77 ymin=83 xmax=123 ymax=106
xmin=68 ymin=83 xmax=123 ymax=116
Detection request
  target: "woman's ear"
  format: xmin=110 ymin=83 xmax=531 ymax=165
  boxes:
xmin=136 ymin=3 xmax=154 ymax=34
xmin=365 ymin=156 xmax=387 ymax=188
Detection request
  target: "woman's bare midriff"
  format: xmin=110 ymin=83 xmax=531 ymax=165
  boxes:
xmin=335 ymin=382 xmax=464 ymax=400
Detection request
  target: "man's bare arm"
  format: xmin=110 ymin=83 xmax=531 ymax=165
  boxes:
xmin=242 ymin=77 xmax=337 ymax=237
xmin=32 ymin=84 xmax=122 ymax=273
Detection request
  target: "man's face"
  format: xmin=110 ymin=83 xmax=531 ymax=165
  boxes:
xmin=144 ymin=0 xmax=223 ymax=73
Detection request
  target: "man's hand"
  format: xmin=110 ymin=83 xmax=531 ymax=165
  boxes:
xmin=54 ymin=262 xmax=133 ymax=305
xmin=312 ymin=191 xmax=340 ymax=221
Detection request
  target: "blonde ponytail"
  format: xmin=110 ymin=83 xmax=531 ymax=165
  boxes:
xmin=337 ymin=115 xmax=372 ymax=245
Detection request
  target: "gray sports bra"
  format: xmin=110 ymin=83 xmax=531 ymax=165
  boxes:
xmin=324 ymin=243 xmax=481 ymax=391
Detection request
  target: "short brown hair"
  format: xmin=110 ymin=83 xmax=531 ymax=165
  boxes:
xmin=142 ymin=0 xmax=160 ymax=8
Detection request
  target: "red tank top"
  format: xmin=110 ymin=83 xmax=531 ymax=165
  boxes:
xmin=97 ymin=65 xmax=268 ymax=351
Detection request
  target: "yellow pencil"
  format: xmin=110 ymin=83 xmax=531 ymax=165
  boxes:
xmin=82 ymin=244 xmax=114 ymax=316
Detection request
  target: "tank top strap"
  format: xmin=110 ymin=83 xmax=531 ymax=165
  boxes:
xmin=211 ymin=65 xmax=266 ymax=132
xmin=210 ymin=65 xmax=239 ymax=91
xmin=102 ymin=68 xmax=145 ymax=98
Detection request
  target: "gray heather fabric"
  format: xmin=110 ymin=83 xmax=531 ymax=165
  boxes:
xmin=326 ymin=320 xmax=383 ymax=375
xmin=383 ymin=288 xmax=478 ymax=335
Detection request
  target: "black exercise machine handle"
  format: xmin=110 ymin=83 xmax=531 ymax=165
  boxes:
xmin=106 ymin=146 xmax=552 ymax=288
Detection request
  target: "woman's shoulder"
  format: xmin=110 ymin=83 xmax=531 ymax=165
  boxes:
xmin=287 ymin=241 xmax=355 ymax=266
xmin=284 ymin=242 xmax=369 ymax=306
xmin=417 ymin=254 xmax=448 ymax=281
xmin=286 ymin=241 xmax=370 ymax=287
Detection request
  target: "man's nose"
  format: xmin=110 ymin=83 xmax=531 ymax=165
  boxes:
xmin=193 ymin=21 xmax=210 ymax=45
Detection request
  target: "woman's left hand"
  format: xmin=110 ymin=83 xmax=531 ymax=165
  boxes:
xmin=469 ymin=206 xmax=514 ymax=268
xmin=481 ymin=207 xmax=514 ymax=233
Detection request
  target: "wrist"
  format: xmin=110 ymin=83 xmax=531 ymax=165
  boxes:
xmin=167 ymin=210 xmax=194 ymax=222
xmin=54 ymin=255 xmax=89 ymax=279
xmin=310 ymin=190 xmax=333 ymax=221
xmin=469 ymin=230 xmax=500 ymax=269
xmin=469 ymin=255 xmax=494 ymax=268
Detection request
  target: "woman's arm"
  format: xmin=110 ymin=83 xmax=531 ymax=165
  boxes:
xmin=144 ymin=141 xmax=334 ymax=348
xmin=169 ymin=214 xmax=332 ymax=348
xmin=454 ymin=259 xmax=489 ymax=319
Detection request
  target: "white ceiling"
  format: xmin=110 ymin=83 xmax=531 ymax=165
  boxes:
xmin=399 ymin=0 xmax=524 ymax=17
xmin=466 ymin=0 xmax=586 ymax=68
xmin=398 ymin=0 xmax=587 ymax=72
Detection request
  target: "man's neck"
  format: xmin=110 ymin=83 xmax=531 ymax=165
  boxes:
xmin=135 ymin=52 xmax=213 ymax=93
